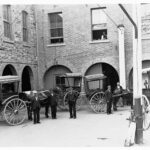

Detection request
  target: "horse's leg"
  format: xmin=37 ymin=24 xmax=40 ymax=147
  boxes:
xmin=45 ymin=104 xmax=49 ymax=118
xmin=113 ymin=97 xmax=118 ymax=111
xmin=27 ymin=105 xmax=30 ymax=120
xmin=28 ymin=103 xmax=33 ymax=121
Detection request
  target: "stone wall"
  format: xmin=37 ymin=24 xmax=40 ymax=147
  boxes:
xmin=0 ymin=5 xmax=38 ymax=91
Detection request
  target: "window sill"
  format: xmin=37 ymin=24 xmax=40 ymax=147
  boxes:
xmin=3 ymin=39 xmax=14 ymax=44
xmin=89 ymin=40 xmax=110 ymax=44
xmin=47 ymin=43 xmax=66 ymax=47
xmin=142 ymin=37 xmax=150 ymax=40
xmin=23 ymin=44 xmax=31 ymax=48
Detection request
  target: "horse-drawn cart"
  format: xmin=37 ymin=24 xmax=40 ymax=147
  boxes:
xmin=55 ymin=73 xmax=82 ymax=111
xmin=56 ymin=73 xmax=107 ymax=113
xmin=0 ymin=76 xmax=27 ymax=125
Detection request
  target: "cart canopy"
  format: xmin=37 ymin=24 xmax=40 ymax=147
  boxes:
xmin=85 ymin=74 xmax=106 ymax=81
xmin=142 ymin=68 xmax=150 ymax=74
xmin=60 ymin=73 xmax=83 ymax=78
xmin=0 ymin=76 xmax=20 ymax=84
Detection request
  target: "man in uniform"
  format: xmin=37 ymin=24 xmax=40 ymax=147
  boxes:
xmin=67 ymin=87 xmax=78 ymax=119
xmin=105 ymin=85 xmax=112 ymax=114
xmin=32 ymin=92 xmax=41 ymax=124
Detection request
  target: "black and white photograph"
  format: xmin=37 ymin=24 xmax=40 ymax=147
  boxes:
xmin=0 ymin=0 xmax=150 ymax=148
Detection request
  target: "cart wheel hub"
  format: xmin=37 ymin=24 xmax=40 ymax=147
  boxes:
xmin=14 ymin=109 xmax=18 ymax=115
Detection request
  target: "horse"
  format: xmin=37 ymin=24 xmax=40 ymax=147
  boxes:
xmin=112 ymin=89 xmax=133 ymax=110
xmin=19 ymin=90 xmax=52 ymax=121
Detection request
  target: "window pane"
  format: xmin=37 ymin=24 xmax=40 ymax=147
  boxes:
xmin=4 ymin=22 xmax=7 ymax=37
xmin=49 ymin=13 xmax=63 ymax=28
xmin=92 ymin=29 xmax=107 ymax=40
xmin=56 ymin=76 xmax=61 ymax=85
xmin=3 ymin=5 xmax=11 ymax=21
xmin=23 ymin=28 xmax=28 ymax=41
xmin=22 ymin=11 xmax=28 ymax=27
xmin=3 ymin=5 xmax=7 ymax=20
xmin=92 ymin=23 xmax=107 ymax=30
xmin=51 ymin=38 xmax=63 ymax=44
xmin=92 ymin=8 xmax=107 ymax=25
xmin=51 ymin=29 xmax=58 ymax=37
xmin=3 ymin=5 xmax=12 ymax=39
xmin=7 ymin=5 xmax=11 ymax=21
xmin=4 ymin=21 xmax=11 ymax=39
xmin=58 ymin=28 xmax=63 ymax=37
xmin=7 ymin=23 xmax=11 ymax=38
xmin=50 ymin=28 xmax=63 ymax=38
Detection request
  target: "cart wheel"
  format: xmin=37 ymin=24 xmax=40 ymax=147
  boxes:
xmin=64 ymin=90 xmax=81 ymax=111
xmin=90 ymin=92 xmax=106 ymax=113
xmin=142 ymin=95 xmax=150 ymax=131
xmin=3 ymin=98 xmax=27 ymax=126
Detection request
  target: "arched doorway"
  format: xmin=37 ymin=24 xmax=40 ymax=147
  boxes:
xmin=43 ymin=65 xmax=72 ymax=89
xmin=2 ymin=64 xmax=17 ymax=75
xmin=85 ymin=63 xmax=119 ymax=91
xmin=22 ymin=66 xmax=33 ymax=91
xmin=2 ymin=64 xmax=17 ymax=93
xmin=128 ymin=60 xmax=150 ymax=90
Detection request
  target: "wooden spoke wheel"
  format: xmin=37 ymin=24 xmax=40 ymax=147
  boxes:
xmin=64 ymin=90 xmax=81 ymax=111
xmin=142 ymin=95 xmax=150 ymax=131
xmin=3 ymin=98 xmax=27 ymax=126
xmin=89 ymin=92 xmax=106 ymax=113
xmin=56 ymin=94 xmax=66 ymax=110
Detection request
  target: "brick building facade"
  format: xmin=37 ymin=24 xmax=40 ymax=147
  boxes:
xmin=36 ymin=4 xmax=133 ymax=91
xmin=0 ymin=4 xmax=150 ymax=92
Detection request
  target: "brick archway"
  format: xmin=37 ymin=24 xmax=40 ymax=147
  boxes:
xmin=2 ymin=64 xmax=17 ymax=75
xmin=43 ymin=65 xmax=72 ymax=90
xmin=22 ymin=66 xmax=34 ymax=91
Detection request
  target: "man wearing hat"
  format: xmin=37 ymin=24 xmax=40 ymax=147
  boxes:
xmin=32 ymin=92 xmax=41 ymax=124
xmin=50 ymin=89 xmax=58 ymax=119
xmin=67 ymin=87 xmax=78 ymax=119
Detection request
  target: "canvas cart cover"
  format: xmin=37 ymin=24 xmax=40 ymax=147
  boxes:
xmin=61 ymin=73 xmax=83 ymax=78
xmin=24 ymin=90 xmax=49 ymax=101
xmin=85 ymin=73 xmax=106 ymax=81
xmin=0 ymin=75 xmax=20 ymax=84
xmin=142 ymin=68 xmax=150 ymax=73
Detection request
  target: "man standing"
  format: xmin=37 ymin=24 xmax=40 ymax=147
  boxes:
xmin=68 ymin=87 xmax=78 ymax=119
xmin=144 ymin=80 xmax=149 ymax=89
xmin=50 ymin=89 xmax=57 ymax=119
xmin=32 ymin=92 xmax=41 ymax=124
xmin=105 ymin=85 xmax=112 ymax=114
xmin=113 ymin=82 xmax=123 ymax=111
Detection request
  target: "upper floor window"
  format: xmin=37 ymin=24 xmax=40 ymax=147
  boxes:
xmin=22 ymin=11 xmax=28 ymax=42
xmin=3 ymin=5 xmax=12 ymax=39
xmin=49 ymin=12 xmax=64 ymax=44
xmin=91 ymin=8 xmax=107 ymax=41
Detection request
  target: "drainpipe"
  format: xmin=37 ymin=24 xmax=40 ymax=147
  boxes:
xmin=119 ymin=4 xmax=143 ymax=144
xmin=34 ymin=5 xmax=40 ymax=90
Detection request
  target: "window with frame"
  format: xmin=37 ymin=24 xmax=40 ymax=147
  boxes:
xmin=55 ymin=75 xmax=65 ymax=86
xmin=22 ymin=11 xmax=28 ymax=42
xmin=49 ymin=12 xmax=64 ymax=44
xmin=3 ymin=5 xmax=12 ymax=39
xmin=91 ymin=8 xmax=107 ymax=41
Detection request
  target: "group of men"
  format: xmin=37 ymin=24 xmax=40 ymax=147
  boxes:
xmin=31 ymin=87 xmax=78 ymax=124
xmin=31 ymin=82 xmax=123 ymax=123
xmin=105 ymin=82 xmax=123 ymax=115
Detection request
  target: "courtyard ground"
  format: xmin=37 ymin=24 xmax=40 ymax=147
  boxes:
xmin=0 ymin=105 xmax=150 ymax=147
